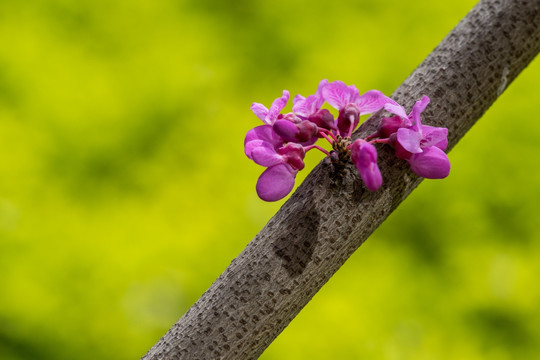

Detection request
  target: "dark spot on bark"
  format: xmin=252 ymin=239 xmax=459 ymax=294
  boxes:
xmin=273 ymin=202 xmax=320 ymax=277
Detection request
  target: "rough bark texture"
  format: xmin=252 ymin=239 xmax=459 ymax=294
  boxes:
xmin=143 ymin=0 xmax=540 ymax=359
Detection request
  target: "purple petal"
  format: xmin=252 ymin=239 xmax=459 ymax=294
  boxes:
xmin=298 ymin=137 xmax=318 ymax=147
xmin=420 ymin=125 xmax=448 ymax=150
xmin=394 ymin=140 xmax=413 ymax=160
xmin=350 ymin=140 xmax=382 ymax=191
xmin=408 ymin=146 xmax=450 ymax=179
xmin=278 ymin=143 xmax=306 ymax=170
xmin=251 ymin=142 xmax=284 ymax=167
xmin=293 ymin=80 xmax=327 ymax=116
xmin=351 ymin=140 xmax=377 ymax=167
xmin=345 ymin=84 xmax=360 ymax=104
xmin=250 ymin=102 xmax=269 ymax=122
xmin=384 ymin=102 xmax=409 ymax=120
xmin=396 ymin=127 xmax=423 ymax=154
xmin=409 ymin=95 xmax=430 ymax=128
xmin=244 ymin=125 xmax=283 ymax=147
xmin=295 ymin=120 xmax=318 ymax=142
xmin=292 ymin=94 xmax=307 ymax=115
xmin=322 ymin=80 xmax=358 ymax=110
xmin=377 ymin=116 xmax=406 ymax=138
xmin=273 ymin=120 xmax=300 ymax=143
xmin=336 ymin=104 xmax=361 ymax=137
xmin=359 ymin=163 xmax=383 ymax=192
xmin=305 ymin=94 xmax=323 ymax=114
xmin=293 ymin=94 xmax=317 ymax=117
xmin=355 ymin=90 xmax=396 ymax=115
xmin=244 ymin=139 xmax=265 ymax=159
xmin=265 ymin=90 xmax=289 ymax=124
xmin=308 ymin=108 xmax=336 ymax=130
xmin=315 ymin=79 xmax=329 ymax=98
xmin=256 ymin=164 xmax=297 ymax=201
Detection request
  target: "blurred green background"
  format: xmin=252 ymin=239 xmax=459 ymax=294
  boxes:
xmin=0 ymin=0 xmax=538 ymax=359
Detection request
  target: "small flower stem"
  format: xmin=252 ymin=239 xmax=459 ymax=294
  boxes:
xmin=365 ymin=132 xmax=379 ymax=141
xmin=318 ymin=130 xmax=335 ymax=145
xmin=369 ymin=138 xmax=391 ymax=145
xmin=304 ymin=144 xmax=330 ymax=156
xmin=321 ymin=128 xmax=339 ymax=141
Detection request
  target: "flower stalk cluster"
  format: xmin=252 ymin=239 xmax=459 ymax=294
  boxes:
xmin=245 ymin=80 xmax=450 ymax=201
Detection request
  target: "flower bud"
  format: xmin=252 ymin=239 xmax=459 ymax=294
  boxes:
xmin=377 ymin=116 xmax=405 ymax=138
xmin=308 ymin=109 xmax=336 ymax=130
xmin=273 ymin=119 xmax=317 ymax=143
xmin=278 ymin=143 xmax=306 ymax=170
xmin=350 ymin=139 xmax=382 ymax=191
xmin=273 ymin=120 xmax=299 ymax=143
xmin=336 ymin=104 xmax=360 ymax=136
xmin=295 ymin=120 xmax=318 ymax=142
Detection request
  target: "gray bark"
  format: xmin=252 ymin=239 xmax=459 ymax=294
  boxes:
xmin=142 ymin=0 xmax=540 ymax=359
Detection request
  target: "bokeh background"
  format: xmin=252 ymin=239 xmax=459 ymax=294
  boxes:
xmin=0 ymin=0 xmax=538 ymax=359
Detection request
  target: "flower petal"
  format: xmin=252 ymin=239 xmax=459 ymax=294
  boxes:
xmin=295 ymin=120 xmax=318 ymax=142
xmin=359 ymin=163 xmax=383 ymax=192
xmin=377 ymin=116 xmax=406 ymax=138
xmin=409 ymin=95 xmax=430 ymax=128
xmin=293 ymin=94 xmax=317 ymax=117
xmin=408 ymin=146 xmax=450 ymax=179
xmin=322 ymin=80 xmax=358 ymax=110
xmin=384 ymin=102 xmax=409 ymax=120
xmin=251 ymin=142 xmax=283 ymax=167
xmin=396 ymin=127 xmax=423 ymax=154
xmin=244 ymin=125 xmax=282 ymax=147
xmin=345 ymin=84 xmax=360 ymax=104
xmin=292 ymin=94 xmax=307 ymax=115
xmin=315 ymin=79 xmax=329 ymax=98
xmin=292 ymin=80 xmax=327 ymax=116
xmin=394 ymin=139 xmax=413 ymax=160
xmin=250 ymin=103 xmax=269 ymax=123
xmin=355 ymin=90 xmax=396 ymax=115
xmin=421 ymin=125 xmax=448 ymax=150
xmin=350 ymin=140 xmax=382 ymax=191
xmin=336 ymin=104 xmax=360 ymax=137
xmin=278 ymin=143 xmax=306 ymax=170
xmin=308 ymin=108 xmax=336 ymax=130
xmin=266 ymin=90 xmax=289 ymax=124
xmin=244 ymin=139 xmax=264 ymax=159
xmin=256 ymin=164 xmax=296 ymax=201
xmin=273 ymin=119 xmax=300 ymax=143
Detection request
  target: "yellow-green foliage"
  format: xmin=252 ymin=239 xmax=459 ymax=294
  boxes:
xmin=0 ymin=1 xmax=538 ymax=359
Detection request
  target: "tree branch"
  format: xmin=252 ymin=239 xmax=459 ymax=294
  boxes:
xmin=142 ymin=0 xmax=540 ymax=359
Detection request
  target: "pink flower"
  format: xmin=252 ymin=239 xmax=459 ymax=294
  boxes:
xmin=350 ymin=139 xmax=382 ymax=191
xmin=251 ymin=143 xmax=306 ymax=201
xmin=245 ymin=125 xmax=306 ymax=201
xmin=408 ymin=146 xmax=450 ymax=179
xmin=250 ymin=90 xmax=289 ymax=125
xmin=244 ymin=125 xmax=283 ymax=161
xmin=292 ymin=79 xmax=336 ymax=131
xmin=292 ymin=79 xmax=328 ymax=118
xmin=272 ymin=118 xmax=318 ymax=143
xmin=245 ymin=81 xmax=452 ymax=201
xmin=322 ymin=80 xmax=398 ymax=137
xmin=387 ymin=96 xmax=450 ymax=179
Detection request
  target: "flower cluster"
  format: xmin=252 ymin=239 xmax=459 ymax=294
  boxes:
xmin=244 ymin=80 xmax=450 ymax=201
